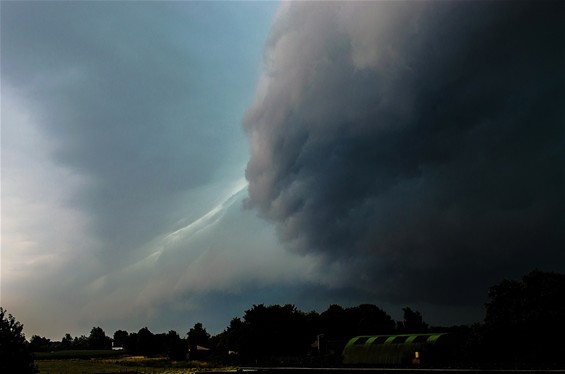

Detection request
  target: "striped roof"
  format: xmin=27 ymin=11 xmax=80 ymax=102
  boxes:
xmin=345 ymin=333 xmax=448 ymax=347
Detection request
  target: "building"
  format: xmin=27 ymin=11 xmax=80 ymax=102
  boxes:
xmin=342 ymin=333 xmax=454 ymax=366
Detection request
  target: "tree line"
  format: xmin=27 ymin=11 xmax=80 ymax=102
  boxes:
xmin=2 ymin=269 xmax=564 ymax=373
xmin=25 ymin=304 xmax=428 ymax=361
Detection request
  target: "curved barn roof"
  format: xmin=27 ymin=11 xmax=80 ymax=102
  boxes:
xmin=342 ymin=333 xmax=450 ymax=366
xmin=346 ymin=333 xmax=448 ymax=347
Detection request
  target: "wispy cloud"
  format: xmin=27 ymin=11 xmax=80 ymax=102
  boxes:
xmin=165 ymin=179 xmax=248 ymax=243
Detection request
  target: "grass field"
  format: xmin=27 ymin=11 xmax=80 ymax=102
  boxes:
xmin=35 ymin=354 xmax=224 ymax=374
xmin=34 ymin=350 xmax=125 ymax=360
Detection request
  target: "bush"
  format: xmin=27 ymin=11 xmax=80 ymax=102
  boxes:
xmin=0 ymin=307 xmax=38 ymax=373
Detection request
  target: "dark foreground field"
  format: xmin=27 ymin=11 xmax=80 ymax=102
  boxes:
xmin=236 ymin=368 xmax=565 ymax=374
xmin=37 ymin=360 xmax=565 ymax=374
xmin=34 ymin=352 xmax=565 ymax=374
xmin=35 ymin=354 xmax=223 ymax=374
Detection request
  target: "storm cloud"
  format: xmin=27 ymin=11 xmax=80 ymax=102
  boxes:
xmin=244 ymin=1 xmax=565 ymax=305
xmin=2 ymin=0 xmax=564 ymax=340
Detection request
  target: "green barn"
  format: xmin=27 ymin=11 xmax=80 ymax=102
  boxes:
xmin=342 ymin=333 xmax=452 ymax=366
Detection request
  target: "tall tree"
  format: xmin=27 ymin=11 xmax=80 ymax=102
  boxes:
xmin=398 ymin=307 xmax=429 ymax=333
xmin=0 ymin=307 xmax=38 ymax=374
xmin=113 ymin=330 xmax=128 ymax=349
xmin=61 ymin=333 xmax=73 ymax=349
xmin=136 ymin=327 xmax=157 ymax=356
xmin=350 ymin=304 xmax=396 ymax=335
xmin=187 ymin=323 xmax=211 ymax=361
xmin=239 ymin=304 xmax=313 ymax=360
xmin=482 ymin=270 xmax=565 ymax=365
xmin=187 ymin=322 xmax=210 ymax=348
xmin=319 ymin=304 xmax=396 ymax=338
xmin=88 ymin=326 xmax=112 ymax=350
xmin=29 ymin=335 xmax=52 ymax=352
xmin=166 ymin=330 xmax=186 ymax=360
xmin=73 ymin=335 xmax=89 ymax=349
xmin=319 ymin=304 xmax=349 ymax=340
xmin=220 ymin=317 xmax=246 ymax=356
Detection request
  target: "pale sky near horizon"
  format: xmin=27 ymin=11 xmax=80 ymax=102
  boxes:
xmin=2 ymin=1 xmax=563 ymax=340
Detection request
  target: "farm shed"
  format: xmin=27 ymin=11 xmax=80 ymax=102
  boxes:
xmin=342 ymin=333 xmax=452 ymax=366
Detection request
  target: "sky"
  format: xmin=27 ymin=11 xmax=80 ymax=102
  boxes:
xmin=1 ymin=1 xmax=563 ymax=340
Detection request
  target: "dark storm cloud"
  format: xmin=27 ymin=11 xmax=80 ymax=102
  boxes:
xmin=244 ymin=1 xmax=565 ymax=305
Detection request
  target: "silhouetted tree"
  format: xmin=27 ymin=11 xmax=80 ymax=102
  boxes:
xmin=319 ymin=304 xmax=349 ymax=340
xmin=124 ymin=331 xmax=138 ymax=353
xmin=166 ymin=330 xmax=186 ymax=360
xmin=61 ymin=333 xmax=73 ymax=349
xmin=0 ymin=307 xmax=38 ymax=374
xmin=187 ymin=322 xmax=210 ymax=348
xmin=236 ymin=304 xmax=313 ymax=362
xmin=187 ymin=323 xmax=211 ymax=360
xmin=88 ymin=326 xmax=112 ymax=349
xmin=397 ymin=307 xmax=429 ymax=333
xmin=113 ymin=330 xmax=128 ymax=349
xmin=319 ymin=304 xmax=395 ymax=339
xmin=136 ymin=327 xmax=158 ymax=356
xmin=482 ymin=270 xmax=565 ymax=366
xmin=220 ymin=317 xmax=247 ymax=358
xmin=350 ymin=304 xmax=396 ymax=335
xmin=29 ymin=335 xmax=52 ymax=352
xmin=72 ymin=335 xmax=89 ymax=349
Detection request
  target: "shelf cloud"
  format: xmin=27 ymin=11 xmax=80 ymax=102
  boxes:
xmin=2 ymin=0 xmax=563 ymax=339
xmin=243 ymin=1 xmax=564 ymax=305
